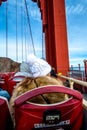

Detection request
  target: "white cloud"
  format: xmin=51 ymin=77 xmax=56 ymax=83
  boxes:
xmin=73 ymin=4 xmax=84 ymax=13
xmin=69 ymin=47 xmax=80 ymax=52
xmin=69 ymin=57 xmax=85 ymax=67
xmin=69 ymin=46 xmax=87 ymax=52
xmin=66 ymin=4 xmax=87 ymax=15
xmin=29 ymin=9 xmax=41 ymax=21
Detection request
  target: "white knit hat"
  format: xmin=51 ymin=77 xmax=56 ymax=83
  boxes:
xmin=26 ymin=54 xmax=51 ymax=78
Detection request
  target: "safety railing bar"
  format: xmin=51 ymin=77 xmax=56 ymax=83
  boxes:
xmin=58 ymin=74 xmax=87 ymax=88
xmin=83 ymin=98 xmax=87 ymax=110
xmin=58 ymin=74 xmax=87 ymax=109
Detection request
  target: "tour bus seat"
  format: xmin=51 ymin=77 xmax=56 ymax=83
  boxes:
xmin=0 ymin=72 xmax=25 ymax=95
xmin=0 ymin=72 xmax=15 ymax=95
xmin=0 ymin=96 xmax=13 ymax=130
xmin=14 ymin=85 xmax=83 ymax=130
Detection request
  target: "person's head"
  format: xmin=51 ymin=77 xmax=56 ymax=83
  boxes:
xmin=25 ymin=54 xmax=52 ymax=78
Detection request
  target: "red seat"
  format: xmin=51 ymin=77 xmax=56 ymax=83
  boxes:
xmin=0 ymin=72 xmax=15 ymax=95
xmin=0 ymin=96 xmax=13 ymax=130
xmin=0 ymin=72 xmax=25 ymax=95
xmin=14 ymin=86 xmax=83 ymax=130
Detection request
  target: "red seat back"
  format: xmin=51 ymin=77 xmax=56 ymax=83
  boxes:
xmin=0 ymin=72 xmax=15 ymax=95
xmin=15 ymin=86 xmax=83 ymax=130
xmin=0 ymin=72 xmax=25 ymax=95
xmin=0 ymin=97 xmax=13 ymax=130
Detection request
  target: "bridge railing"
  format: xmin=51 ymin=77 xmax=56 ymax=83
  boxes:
xmin=58 ymin=73 xmax=87 ymax=110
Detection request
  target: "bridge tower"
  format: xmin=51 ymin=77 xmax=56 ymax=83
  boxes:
xmin=33 ymin=0 xmax=69 ymax=75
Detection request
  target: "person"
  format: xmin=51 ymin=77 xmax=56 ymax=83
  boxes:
xmin=9 ymin=54 xmax=68 ymax=127
xmin=0 ymin=88 xmax=10 ymax=101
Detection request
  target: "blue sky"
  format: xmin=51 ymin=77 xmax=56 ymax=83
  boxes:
xmin=0 ymin=0 xmax=87 ymax=68
xmin=65 ymin=0 xmax=87 ymax=67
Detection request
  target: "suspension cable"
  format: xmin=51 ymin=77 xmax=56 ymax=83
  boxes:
xmin=24 ymin=0 xmax=35 ymax=55
xmin=6 ymin=1 xmax=8 ymax=57
xmin=25 ymin=18 xmax=27 ymax=60
xmin=21 ymin=0 xmax=23 ymax=61
xmin=16 ymin=0 xmax=18 ymax=61
xmin=42 ymin=25 xmax=46 ymax=59
xmin=42 ymin=25 xmax=44 ymax=58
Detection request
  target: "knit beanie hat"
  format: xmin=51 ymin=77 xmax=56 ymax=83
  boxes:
xmin=26 ymin=54 xmax=51 ymax=78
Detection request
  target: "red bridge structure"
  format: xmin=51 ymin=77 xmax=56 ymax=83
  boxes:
xmin=32 ymin=0 xmax=69 ymax=75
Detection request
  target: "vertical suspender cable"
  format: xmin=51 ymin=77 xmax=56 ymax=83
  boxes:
xmin=21 ymin=0 xmax=23 ymax=61
xmin=26 ymin=27 xmax=29 ymax=55
xmin=16 ymin=0 xmax=18 ymax=61
xmin=42 ymin=25 xmax=44 ymax=58
xmin=24 ymin=0 xmax=35 ymax=55
xmin=6 ymin=1 xmax=8 ymax=57
xmin=42 ymin=25 xmax=46 ymax=59
xmin=25 ymin=19 xmax=27 ymax=60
